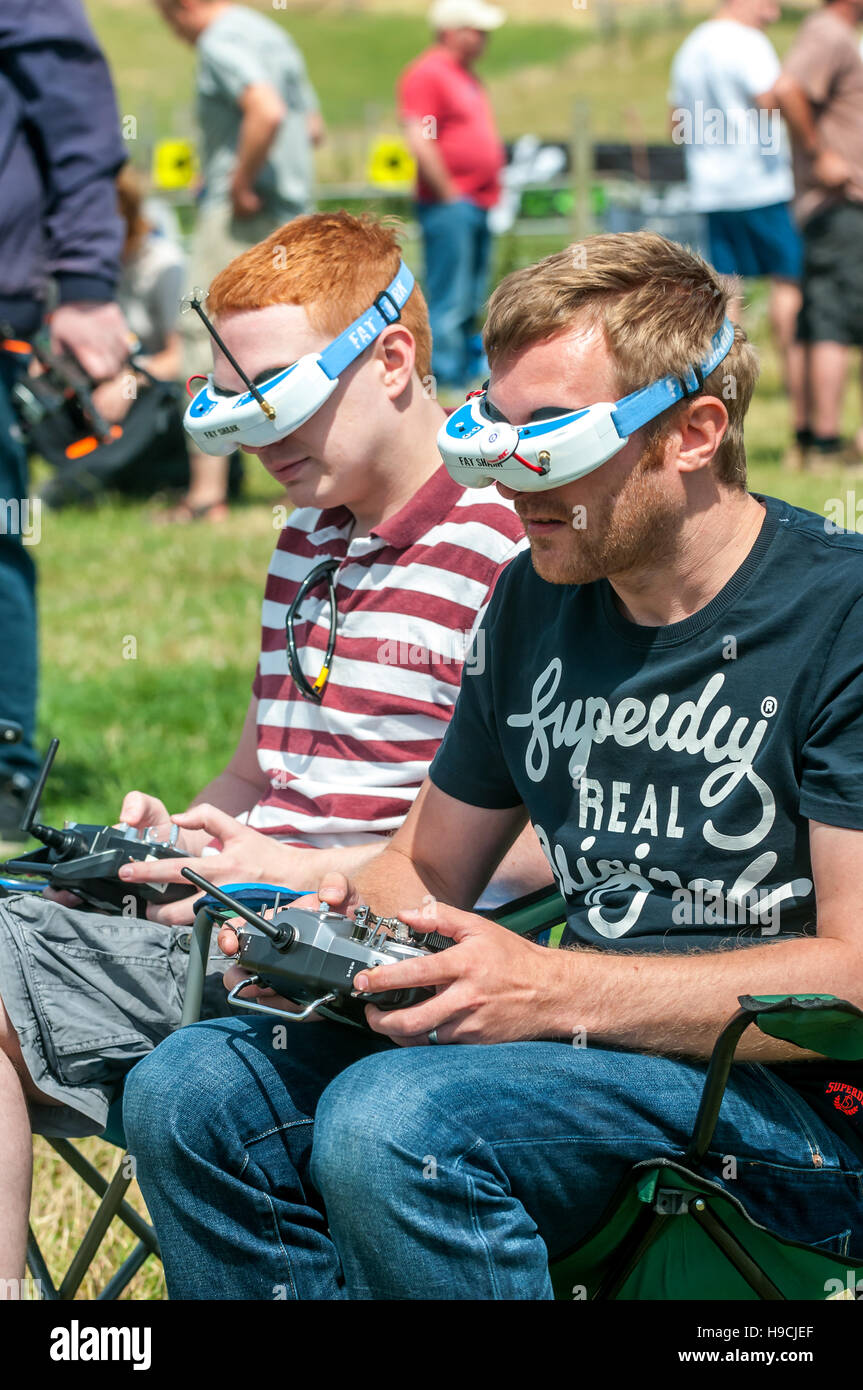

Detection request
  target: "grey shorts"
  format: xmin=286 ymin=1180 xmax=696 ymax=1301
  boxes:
xmin=0 ymin=893 xmax=230 ymax=1139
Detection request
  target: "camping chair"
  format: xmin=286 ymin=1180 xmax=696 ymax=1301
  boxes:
xmin=548 ymin=993 xmax=863 ymax=1301
xmin=24 ymin=882 xmax=296 ymax=1300
xmin=22 ymin=880 xmax=561 ymax=1299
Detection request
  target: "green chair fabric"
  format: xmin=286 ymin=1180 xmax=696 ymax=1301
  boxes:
xmin=549 ymin=993 xmax=863 ymax=1301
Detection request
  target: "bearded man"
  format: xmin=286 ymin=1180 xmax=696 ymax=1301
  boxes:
xmin=124 ymin=231 xmax=863 ymax=1298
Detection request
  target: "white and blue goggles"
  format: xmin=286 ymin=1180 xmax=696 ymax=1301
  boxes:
xmin=184 ymin=262 xmax=415 ymax=455
xmin=438 ymin=318 xmax=736 ymax=492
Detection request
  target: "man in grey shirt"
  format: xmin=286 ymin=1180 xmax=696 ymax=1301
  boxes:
xmin=154 ymin=0 xmax=324 ymax=517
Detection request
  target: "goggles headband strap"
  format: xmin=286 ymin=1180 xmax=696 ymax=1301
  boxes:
xmin=611 ymin=318 xmax=736 ymax=439
xmin=318 ymin=261 xmax=415 ymax=381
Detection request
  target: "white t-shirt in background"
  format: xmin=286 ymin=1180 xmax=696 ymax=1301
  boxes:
xmin=669 ymin=19 xmax=794 ymax=213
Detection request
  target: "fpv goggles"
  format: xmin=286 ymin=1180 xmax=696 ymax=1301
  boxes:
xmin=184 ymin=262 xmax=415 ymax=455
xmin=437 ymin=318 xmax=736 ymax=492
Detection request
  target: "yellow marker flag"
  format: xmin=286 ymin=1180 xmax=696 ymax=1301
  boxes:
xmin=367 ymin=138 xmax=416 ymax=190
xmin=152 ymin=139 xmax=198 ymax=191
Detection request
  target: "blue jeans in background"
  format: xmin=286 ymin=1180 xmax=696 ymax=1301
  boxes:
xmin=123 ymin=1013 xmax=863 ymax=1300
xmin=416 ymin=199 xmax=493 ymax=388
xmin=0 ymin=353 xmax=39 ymax=785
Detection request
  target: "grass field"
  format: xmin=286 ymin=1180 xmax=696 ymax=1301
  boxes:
xmin=23 ymin=3 xmax=862 ymax=1301
xmin=89 ymin=0 xmax=592 ymax=151
xmin=87 ymin=1 xmax=817 ymax=167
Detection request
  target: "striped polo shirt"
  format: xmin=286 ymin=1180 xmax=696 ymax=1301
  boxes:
xmin=243 ymin=465 xmax=526 ymax=848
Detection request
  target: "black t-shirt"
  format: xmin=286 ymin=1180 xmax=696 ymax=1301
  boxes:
xmin=430 ymin=494 xmax=863 ymax=1158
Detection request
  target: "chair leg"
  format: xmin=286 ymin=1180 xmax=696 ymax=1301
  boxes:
xmin=31 ymin=911 xmax=213 ymax=1300
xmin=25 ymin=1227 xmax=59 ymax=1299
xmin=57 ymin=1161 xmax=134 ymax=1300
xmin=594 ymin=1206 xmax=667 ymax=1300
xmin=47 ymin=1139 xmax=159 ymax=1255
xmin=689 ymin=1201 xmax=785 ymax=1300
xmin=98 ymin=1241 xmax=154 ymax=1301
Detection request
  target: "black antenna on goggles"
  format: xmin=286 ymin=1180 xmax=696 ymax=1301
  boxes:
xmin=181 ymin=288 xmax=276 ymax=421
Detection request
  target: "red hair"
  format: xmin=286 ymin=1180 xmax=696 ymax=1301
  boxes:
xmin=208 ymin=210 xmax=432 ymax=381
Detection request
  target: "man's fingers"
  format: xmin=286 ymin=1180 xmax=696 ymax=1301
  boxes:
xmin=42 ymin=886 xmax=83 ymax=909
xmin=218 ymin=925 xmax=240 ymax=956
xmin=354 ymin=947 xmax=460 ymax=996
xmin=146 ymin=890 xmax=202 ymax=926
xmin=72 ymin=345 xmax=110 ymax=380
xmin=120 ymin=791 xmax=147 ymax=825
xmin=171 ymin=803 xmax=233 ymax=844
xmin=120 ymin=791 xmax=169 ymax=828
xmin=292 ymin=891 xmax=322 ymax=910
xmin=223 ymin=964 xmax=257 ymax=992
xmin=49 ymin=302 xmax=130 ymax=380
xmin=364 ymin=990 xmax=465 ymax=1042
xmin=119 ymin=855 xmax=194 ymax=885
xmin=223 ymin=965 xmax=276 ymax=999
xmin=316 ymin=871 xmax=351 ymax=910
xmin=222 ymin=965 xmax=312 ymax=1017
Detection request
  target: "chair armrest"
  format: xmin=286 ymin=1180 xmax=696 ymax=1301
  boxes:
xmin=685 ymin=993 xmax=863 ymax=1167
xmin=490 ymin=885 xmax=567 ymax=939
xmin=740 ymin=993 xmax=863 ymax=1062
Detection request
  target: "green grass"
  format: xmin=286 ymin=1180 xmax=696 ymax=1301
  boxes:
xmin=33 ymin=465 xmax=284 ymax=827
xmin=88 ymin=0 xmax=591 ymax=148
xmin=86 ymin=1 xmax=819 ymax=164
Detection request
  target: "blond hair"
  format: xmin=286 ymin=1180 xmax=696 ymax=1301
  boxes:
xmin=484 ymin=232 xmax=759 ymax=488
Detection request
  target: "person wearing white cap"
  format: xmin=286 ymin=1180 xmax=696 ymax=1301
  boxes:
xmin=398 ymin=0 xmax=506 ymax=388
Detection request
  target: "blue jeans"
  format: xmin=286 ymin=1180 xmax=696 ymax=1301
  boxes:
xmin=123 ymin=1015 xmax=863 ymax=1299
xmin=0 ymin=354 xmax=39 ymax=782
xmin=416 ymin=199 xmax=492 ymax=387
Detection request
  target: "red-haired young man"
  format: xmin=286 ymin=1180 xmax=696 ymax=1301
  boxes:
xmin=0 ymin=212 xmax=548 ymax=1287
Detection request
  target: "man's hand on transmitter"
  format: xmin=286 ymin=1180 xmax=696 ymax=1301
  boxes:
xmin=217 ymin=871 xmax=362 ymax=1018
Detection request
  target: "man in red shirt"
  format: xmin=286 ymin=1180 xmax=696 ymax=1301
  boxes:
xmin=399 ymin=0 xmax=505 ymax=389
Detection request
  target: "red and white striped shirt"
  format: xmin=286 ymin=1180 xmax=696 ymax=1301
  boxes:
xmin=243 ymin=465 xmax=525 ymax=849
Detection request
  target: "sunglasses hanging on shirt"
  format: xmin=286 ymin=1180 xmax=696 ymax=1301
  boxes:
xmin=285 ymin=558 xmax=340 ymax=703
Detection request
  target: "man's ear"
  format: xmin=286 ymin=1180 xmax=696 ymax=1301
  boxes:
xmin=675 ymin=397 xmax=729 ymax=474
xmin=377 ymin=325 xmax=417 ymax=397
